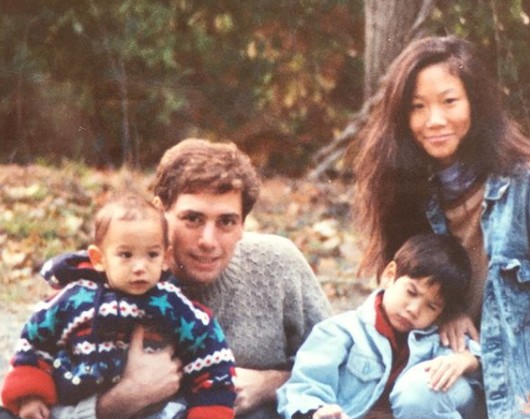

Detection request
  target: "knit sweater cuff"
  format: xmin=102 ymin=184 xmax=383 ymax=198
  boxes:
xmin=187 ymin=405 xmax=234 ymax=419
xmin=1 ymin=365 xmax=57 ymax=413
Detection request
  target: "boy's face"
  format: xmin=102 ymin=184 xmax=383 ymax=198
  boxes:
xmin=162 ymin=190 xmax=244 ymax=285
xmin=382 ymin=264 xmax=445 ymax=333
xmin=91 ymin=218 xmax=169 ymax=295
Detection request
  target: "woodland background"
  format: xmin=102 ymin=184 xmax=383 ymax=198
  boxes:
xmin=1 ymin=1 xmax=529 ymax=176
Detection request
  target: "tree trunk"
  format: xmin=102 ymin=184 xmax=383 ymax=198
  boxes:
xmin=309 ymin=0 xmax=436 ymax=179
xmin=364 ymin=0 xmax=436 ymax=99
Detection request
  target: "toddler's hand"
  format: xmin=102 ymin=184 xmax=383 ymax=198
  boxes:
xmin=313 ymin=404 xmax=350 ymax=419
xmin=19 ymin=396 xmax=50 ymax=419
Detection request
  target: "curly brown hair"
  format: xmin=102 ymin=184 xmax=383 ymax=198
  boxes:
xmin=152 ymin=138 xmax=261 ymax=219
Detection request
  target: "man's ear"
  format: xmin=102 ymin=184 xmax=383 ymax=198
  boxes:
xmin=380 ymin=261 xmax=397 ymax=289
xmin=87 ymin=245 xmax=106 ymax=272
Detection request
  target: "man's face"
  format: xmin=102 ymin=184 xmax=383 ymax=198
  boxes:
xmin=163 ymin=190 xmax=244 ymax=285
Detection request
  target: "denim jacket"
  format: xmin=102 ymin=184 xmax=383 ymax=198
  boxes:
xmin=276 ymin=290 xmax=480 ymax=419
xmin=426 ymin=169 xmax=530 ymax=418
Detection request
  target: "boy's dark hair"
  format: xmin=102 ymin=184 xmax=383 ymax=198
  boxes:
xmin=393 ymin=233 xmax=471 ymax=315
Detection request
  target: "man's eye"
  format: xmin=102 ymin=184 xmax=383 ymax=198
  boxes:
xmin=183 ymin=214 xmax=203 ymax=225
xmin=217 ymin=216 xmax=238 ymax=230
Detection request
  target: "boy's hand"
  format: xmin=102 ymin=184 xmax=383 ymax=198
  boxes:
xmin=518 ymin=392 xmax=530 ymax=414
xmin=424 ymin=351 xmax=479 ymax=392
xmin=313 ymin=404 xmax=350 ymax=419
xmin=19 ymin=397 xmax=50 ymax=419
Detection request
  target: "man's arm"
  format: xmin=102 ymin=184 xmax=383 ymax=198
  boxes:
xmin=96 ymin=326 xmax=183 ymax=419
xmin=233 ymin=368 xmax=290 ymax=415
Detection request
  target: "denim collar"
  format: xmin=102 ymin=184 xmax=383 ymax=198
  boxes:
xmin=483 ymin=173 xmax=510 ymax=201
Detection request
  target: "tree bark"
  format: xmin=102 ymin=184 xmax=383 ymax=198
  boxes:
xmin=309 ymin=0 xmax=436 ymax=179
xmin=364 ymin=0 xmax=436 ymax=99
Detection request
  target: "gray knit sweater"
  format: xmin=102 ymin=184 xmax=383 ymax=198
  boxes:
xmin=51 ymin=232 xmax=332 ymax=418
xmin=183 ymin=232 xmax=332 ymax=370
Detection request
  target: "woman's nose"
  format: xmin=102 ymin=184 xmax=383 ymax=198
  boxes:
xmin=426 ymin=106 xmax=447 ymax=127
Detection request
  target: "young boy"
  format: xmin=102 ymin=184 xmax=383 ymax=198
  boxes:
xmin=1 ymin=194 xmax=236 ymax=419
xmin=277 ymin=233 xmax=484 ymax=419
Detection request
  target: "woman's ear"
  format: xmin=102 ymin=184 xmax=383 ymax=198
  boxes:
xmin=87 ymin=245 xmax=106 ymax=272
xmin=380 ymin=261 xmax=397 ymax=289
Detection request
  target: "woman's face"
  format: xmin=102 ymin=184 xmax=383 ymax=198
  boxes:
xmin=408 ymin=63 xmax=471 ymax=167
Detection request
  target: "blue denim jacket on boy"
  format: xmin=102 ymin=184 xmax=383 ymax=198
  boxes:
xmin=276 ymin=291 xmax=481 ymax=419
xmin=426 ymin=168 xmax=530 ymax=418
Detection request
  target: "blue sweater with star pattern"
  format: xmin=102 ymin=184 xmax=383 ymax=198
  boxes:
xmin=2 ymin=278 xmax=235 ymax=416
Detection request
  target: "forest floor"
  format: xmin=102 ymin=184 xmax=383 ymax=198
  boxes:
xmin=0 ymin=163 xmax=376 ymax=386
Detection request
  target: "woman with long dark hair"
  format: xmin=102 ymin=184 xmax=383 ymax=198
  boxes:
xmin=351 ymin=35 xmax=530 ymax=418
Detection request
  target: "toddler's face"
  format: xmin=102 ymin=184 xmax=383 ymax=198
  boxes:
xmin=383 ymin=276 xmax=445 ymax=333
xmin=99 ymin=218 xmax=167 ymax=295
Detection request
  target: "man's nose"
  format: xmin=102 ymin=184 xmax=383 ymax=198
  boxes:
xmin=198 ymin=222 xmax=217 ymax=248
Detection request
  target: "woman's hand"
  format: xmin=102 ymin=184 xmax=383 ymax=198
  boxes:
xmin=439 ymin=313 xmax=479 ymax=352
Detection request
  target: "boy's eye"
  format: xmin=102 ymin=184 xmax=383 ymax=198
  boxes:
xmin=148 ymin=251 xmax=160 ymax=258
xmin=119 ymin=251 xmax=132 ymax=259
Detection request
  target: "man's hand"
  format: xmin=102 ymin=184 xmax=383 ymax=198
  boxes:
xmin=233 ymin=367 xmax=290 ymax=415
xmin=19 ymin=397 xmax=50 ymax=419
xmin=424 ymin=351 xmax=479 ymax=392
xmin=313 ymin=404 xmax=350 ymax=419
xmin=96 ymin=325 xmax=183 ymax=419
xmin=439 ymin=313 xmax=479 ymax=352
